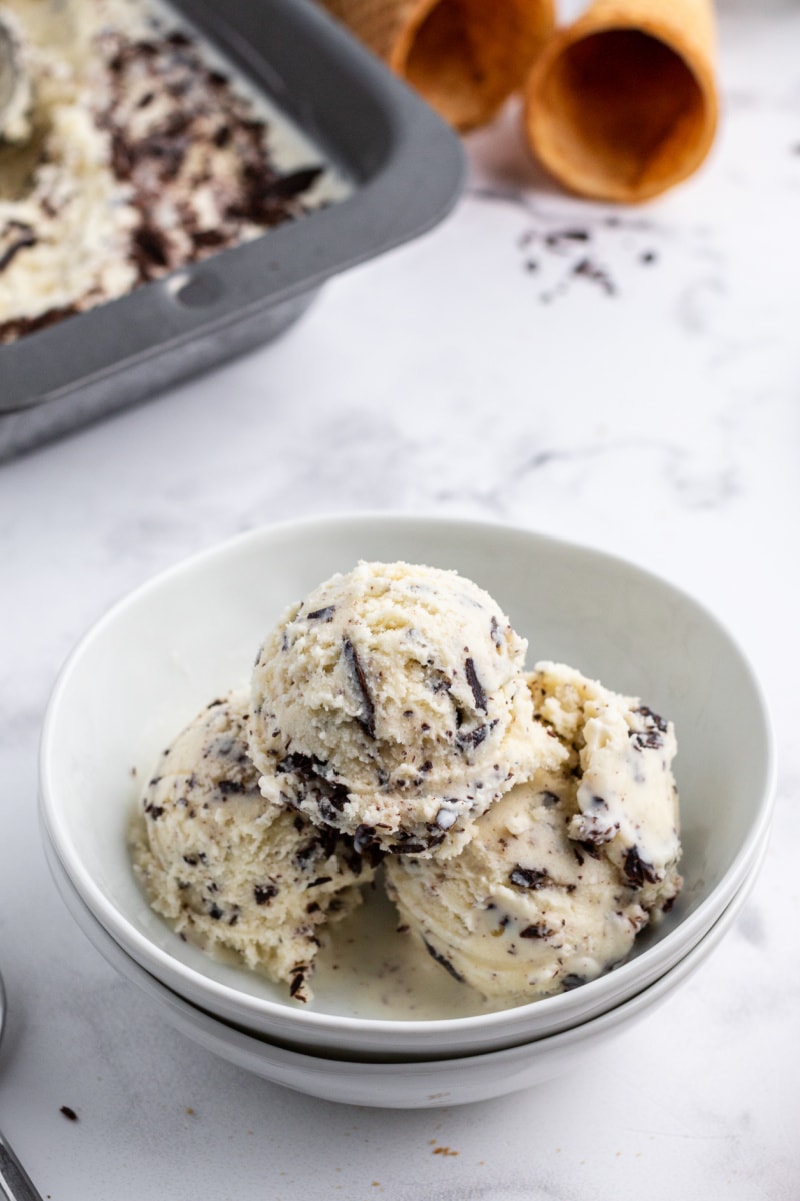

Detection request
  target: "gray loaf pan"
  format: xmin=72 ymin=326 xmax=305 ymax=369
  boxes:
xmin=0 ymin=0 xmax=465 ymax=460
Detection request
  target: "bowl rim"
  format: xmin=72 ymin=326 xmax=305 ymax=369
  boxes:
xmin=45 ymin=825 xmax=764 ymax=1097
xmin=39 ymin=512 xmax=778 ymax=1045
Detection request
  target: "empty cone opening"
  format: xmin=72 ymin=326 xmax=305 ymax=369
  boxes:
xmin=399 ymin=0 xmax=553 ymax=132
xmin=530 ymin=27 xmax=713 ymax=201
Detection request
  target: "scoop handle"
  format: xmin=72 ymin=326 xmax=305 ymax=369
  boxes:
xmin=0 ymin=1127 xmax=45 ymax=1201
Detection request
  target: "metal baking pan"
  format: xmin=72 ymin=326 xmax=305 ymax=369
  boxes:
xmin=0 ymin=0 xmax=464 ymax=461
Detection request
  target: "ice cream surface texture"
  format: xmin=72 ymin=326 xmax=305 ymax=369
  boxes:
xmin=527 ymin=661 xmax=681 ymax=907
xmin=0 ymin=0 xmax=347 ymax=344
xmin=249 ymin=561 xmax=565 ymax=858
xmin=130 ymin=691 xmax=375 ymax=1002
xmin=384 ymin=662 xmax=681 ymax=1002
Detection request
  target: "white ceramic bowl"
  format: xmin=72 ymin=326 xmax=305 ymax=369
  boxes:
xmin=44 ymin=827 xmax=765 ymax=1108
xmin=39 ymin=515 xmax=775 ymax=1060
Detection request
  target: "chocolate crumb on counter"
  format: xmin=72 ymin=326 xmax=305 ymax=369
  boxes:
xmin=572 ymin=257 xmax=616 ymax=295
xmin=545 ymin=227 xmax=590 ymax=247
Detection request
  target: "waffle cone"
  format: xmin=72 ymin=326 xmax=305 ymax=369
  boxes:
xmin=523 ymin=0 xmax=719 ymax=202
xmin=319 ymin=0 xmax=555 ymax=132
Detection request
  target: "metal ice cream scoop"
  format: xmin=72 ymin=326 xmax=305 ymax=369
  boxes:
xmin=0 ymin=969 xmax=46 ymax=1201
xmin=0 ymin=14 xmax=30 ymax=143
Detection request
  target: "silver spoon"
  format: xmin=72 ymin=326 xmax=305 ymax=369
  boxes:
xmin=0 ymin=970 xmax=45 ymax=1201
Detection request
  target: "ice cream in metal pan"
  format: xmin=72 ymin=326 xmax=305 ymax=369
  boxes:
xmin=0 ymin=0 xmax=350 ymax=345
xmin=0 ymin=0 xmax=464 ymax=461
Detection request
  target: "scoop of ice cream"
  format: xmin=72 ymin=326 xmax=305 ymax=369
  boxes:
xmin=384 ymin=663 xmax=681 ymax=1003
xmin=527 ymin=661 xmax=681 ymax=907
xmin=249 ymin=561 xmax=563 ymax=858
xmin=130 ymin=691 xmax=375 ymax=1002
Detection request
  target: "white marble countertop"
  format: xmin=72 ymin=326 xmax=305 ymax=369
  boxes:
xmin=1 ymin=1 xmax=799 ymax=1196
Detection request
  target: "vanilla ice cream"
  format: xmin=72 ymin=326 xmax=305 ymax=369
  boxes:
xmin=527 ymin=661 xmax=681 ymax=908
xmin=249 ymin=561 xmax=565 ymax=857
xmin=130 ymin=691 xmax=375 ymax=1002
xmin=384 ymin=663 xmax=681 ymax=1002
xmin=0 ymin=0 xmax=348 ymax=344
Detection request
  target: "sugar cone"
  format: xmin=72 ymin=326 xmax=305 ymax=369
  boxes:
xmin=318 ymin=0 xmax=555 ymax=132
xmin=523 ymin=0 xmax=719 ymax=202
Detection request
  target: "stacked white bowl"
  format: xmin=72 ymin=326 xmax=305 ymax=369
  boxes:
xmin=39 ymin=516 xmax=775 ymax=1107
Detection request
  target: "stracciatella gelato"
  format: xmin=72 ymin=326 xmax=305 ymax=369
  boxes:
xmin=527 ymin=661 xmax=681 ymax=908
xmin=130 ymin=691 xmax=376 ymax=1002
xmin=131 ymin=559 xmax=682 ymax=1009
xmin=249 ymin=561 xmax=565 ymax=858
xmin=0 ymin=0 xmax=347 ymax=344
xmin=384 ymin=662 xmax=681 ymax=1002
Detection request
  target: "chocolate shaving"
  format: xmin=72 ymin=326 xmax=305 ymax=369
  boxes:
xmin=254 ymin=884 xmax=278 ymax=905
xmin=561 ymin=974 xmax=586 ymax=991
xmin=630 ymin=729 xmax=664 ymax=751
xmin=132 ymin=223 xmax=171 ymax=276
xmin=464 ymin=657 xmax=487 ymax=712
xmin=263 ymin=166 xmax=324 ymax=201
xmin=217 ymin=779 xmax=245 ymax=796
xmin=456 ymin=721 xmax=492 ymax=751
xmin=423 ymin=940 xmax=466 ymax=983
xmin=0 ymin=303 xmax=80 ymax=345
xmin=624 ymin=845 xmax=659 ymax=888
xmin=278 ymin=751 xmax=327 ymax=777
xmin=289 ymin=971 xmax=307 ymax=999
xmin=0 ymin=223 xmax=37 ymax=273
xmin=181 ymin=853 xmax=206 ymax=866
xmin=509 ymin=866 xmax=549 ymax=890
xmin=546 ymin=228 xmax=590 ymax=246
xmin=343 ymin=638 xmax=376 ymax=739
xmin=572 ymin=257 xmax=616 ymax=296
xmin=306 ymin=606 xmax=335 ymax=622
xmin=299 ymin=824 xmax=340 ymax=863
xmin=353 ymin=824 xmax=377 ymax=854
xmin=635 ymin=705 xmax=668 ymax=731
xmin=519 ymin=924 xmax=553 ymax=939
